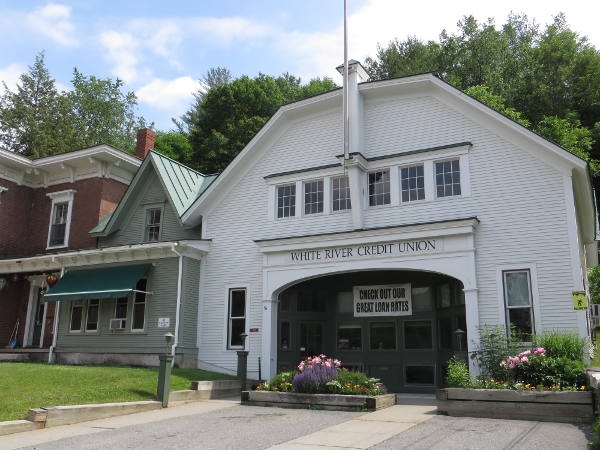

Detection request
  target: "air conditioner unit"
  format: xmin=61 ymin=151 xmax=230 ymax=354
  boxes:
xmin=109 ymin=318 xmax=126 ymax=330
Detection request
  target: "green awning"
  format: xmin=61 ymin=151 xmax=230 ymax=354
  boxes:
xmin=43 ymin=264 xmax=151 ymax=302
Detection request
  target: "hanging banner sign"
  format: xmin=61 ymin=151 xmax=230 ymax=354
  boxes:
xmin=353 ymin=284 xmax=412 ymax=317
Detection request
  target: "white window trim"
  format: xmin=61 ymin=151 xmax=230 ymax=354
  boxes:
xmin=224 ymin=285 xmax=248 ymax=350
xmin=366 ymin=168 xmax=392 ymax=208
xmin=302 ymin=178 xmax=325 ymax=217
xmin=274 ymin=183 xmax=297 ymax=220
xmin=46 ymin=189 xmax=76 ymax=249
xmin=330 ymin=174 xmax=352 ymax=214
xmin=131 ymin=286 xmax=147 ymax=332
xmin=0 ymin=186 xmax=7 ymax=198
xmin=399 ymin=162 xmax=427 ymax=204
xmin=68 ymin=301 xmax=85 ymax=334
xmin=495 ymin=264 xmax=541 ymax=336
xmin=143 ymin=205 xmax=164 ymax=242
xmin=84 ymin=300 xmax=101 ymax=333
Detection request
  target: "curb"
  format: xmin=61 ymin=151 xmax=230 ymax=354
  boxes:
xmin=0 ymin=379 xmax=242 ymax=436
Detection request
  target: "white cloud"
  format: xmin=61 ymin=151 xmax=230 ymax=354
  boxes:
xmin=25 ymin=3 xmax=77 ymax=46
xmin=0 ymin=63 xmax=27 ymax=91
xmin=136 ymin=76 xmax=198 ymax=113
xmin=99 ymin=31 xmax=141 ymax=83
xmin=189 ymin=16 xmax=270 ymax=46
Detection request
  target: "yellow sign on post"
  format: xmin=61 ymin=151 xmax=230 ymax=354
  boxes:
xmin=572 ymin=291 xmax=588 ymax=310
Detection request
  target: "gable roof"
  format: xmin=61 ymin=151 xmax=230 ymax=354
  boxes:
xmin=91 ymin=151 xmax=216 ymax=236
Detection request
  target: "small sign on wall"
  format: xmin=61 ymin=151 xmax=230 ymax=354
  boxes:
xmin=157 ymin=317 xmax=170 ymax=328
xmin=572 ymin=291 xmax=588 ymax=310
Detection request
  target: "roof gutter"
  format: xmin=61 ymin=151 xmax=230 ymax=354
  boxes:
xmin=169 ymin=243 xmax=184 ymax=367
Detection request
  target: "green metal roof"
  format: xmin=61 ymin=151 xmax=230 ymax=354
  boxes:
xmin=89 ymin=212 xmax=113 ymax=234
xmin=43 ymin=264 xmax=151 ymax=302
xmin=89 ymin=151 xmax=217 ymax=235
xmin=150 ymin=152 xmax=216 ymax=217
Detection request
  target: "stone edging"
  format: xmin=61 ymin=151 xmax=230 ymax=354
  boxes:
xmin=436 ymin=388 xmax=594 ymax=423
xmin=0 ymin=379 xmax=241 ymax=436
xmin=241 ymin=391 xmax=396 ymax=411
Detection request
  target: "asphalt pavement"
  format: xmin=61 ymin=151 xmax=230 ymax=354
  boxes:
xmin=0 ymin=395 xmax=593 ymax=450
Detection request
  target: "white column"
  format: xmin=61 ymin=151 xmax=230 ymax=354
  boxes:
xmin=346 ymin=163 xmax=364 ymax=230
xmin=463 ymin=288 xmax=480 ymax=376
xmin=261 ymin=297 xmax=279 ymax=380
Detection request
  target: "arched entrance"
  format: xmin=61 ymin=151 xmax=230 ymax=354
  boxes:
xmin=275 ymin=270 xmax=466 ymax=393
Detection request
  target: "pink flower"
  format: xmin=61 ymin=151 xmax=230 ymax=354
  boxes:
xmin=520 ymin=356 xmax=529 ymax=363
xmin=518 ymin=350 xmax=531 ymax=357
xmin=500 ymin=361 xmax=506 ymax=367
xmin=508 ymin=363 xmax=516 ymax=369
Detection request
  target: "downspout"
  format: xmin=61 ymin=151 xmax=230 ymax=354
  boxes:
xmin=47 ymin=264 xmax=65 ymax=364
xmin=170 ymin=243 xmax=184 ymax=367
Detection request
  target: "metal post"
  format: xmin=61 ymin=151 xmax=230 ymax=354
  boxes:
xmin=157 ymin=332 xmax=175 ymax=407
xmin=237 ymin=333 xmax=249 ymax=391
xmin=157 ymin=354 xmax=173 ymax=407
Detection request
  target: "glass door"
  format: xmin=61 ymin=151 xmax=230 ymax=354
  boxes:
xmin=299 ymin=322 xmax=324 ymax=360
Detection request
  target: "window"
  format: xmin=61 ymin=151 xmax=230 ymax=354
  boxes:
xmin=85 ymin=300 xmax=100 ymax=331
xmin=70 ymin=299 xmax=98 ymax=333
xmin=368 ymin=170 xmax=390 ymax=206
xmin=369 ymin=322 xmax=396 ymax=350
xmin=46 ymin=190 xmax=75 ymax=248
xmin=337 ymin=324 xmax=362 ymax=350
xmin=435 ymin=159 xmax=461 ymax=198
xmin=503 ymin=270 xmax=534 ymax=338
xmin=228 ymin=289 xmax=246 ymax=348
xmin=280 ymin=321 xmax=290 ymax=351
xmin=145 ymin=208 xmax=162 ymax=242
xmin=70 ymin=301 xmax=84 ymax=332
xmin=405 ymin=366 xmax=435 ymax=385
xmin=404 ymin=320 xmax=433 ymax=349
xmin=115 ymin=297 xmax=128 ymax=320
xmin=332 ymin=176 xmax=351 ymax=211
xmin=132 ymin=279 xmax=147 ymax=330
xmin=400 ymin=165 xmax=425 ymax=202
xmin=277 ymin=184 xmax=296 ymax=218
xmin=304 ymin=179 xmax=323 ymax=215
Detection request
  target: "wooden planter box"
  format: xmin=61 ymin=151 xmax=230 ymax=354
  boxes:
xmin=241 ymin=391 xmax=396 ymax=411
xmin=436 ymin=388 xmax=594 ymax=423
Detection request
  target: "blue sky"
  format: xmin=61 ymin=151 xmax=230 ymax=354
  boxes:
xmin=0 ymin=1 xmax=598 ymax=131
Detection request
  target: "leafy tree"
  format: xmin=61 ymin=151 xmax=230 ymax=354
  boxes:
xmin=154 ymin=131 xmax=193 ymax=167
xmin=67 ymin=69 xmax=146 ymax=152
xmin=0 ymin=52 xmax=75 ymax=157
xmin=0 ymin=53 xmax=147 ymax=157
xmin=465 ymin=85 xmax=530 ymax=127
xmin=186 ymin=73 xmax=337 ymax=173
xmin=588 ymin=265 xmax=600 ymax=304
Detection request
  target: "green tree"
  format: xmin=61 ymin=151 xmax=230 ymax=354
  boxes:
xmin=465 ymin=85 xmax=530 ymax=127
xmin=68 ymin=69 xmax=146 ymax=152
xmin=186 ymin=73 xmax=336 ymax=173
xmin=588 ymin=265 xmax=600 ymax=304
xmin=0 ymin=52 xmax=75 ymax=157
xmin=154 ymin=131 xmax=193 ymax=167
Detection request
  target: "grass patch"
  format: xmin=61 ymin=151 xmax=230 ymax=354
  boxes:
xmin=0 ymin=362 xmax=237 ymax=421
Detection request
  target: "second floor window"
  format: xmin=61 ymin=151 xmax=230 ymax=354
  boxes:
xmin=304 ymin=180 xmax=323 ymax=215
xmin=145 ymin=208 xmax=161 ymax=242
xmin=49 ymin=202 xmax=69 ymax=247
xmin=277 ymin=184 xmax=296 ymax=218
xmin=401 ymin=165 xmax=425 ymax=202
xmin=368 ymin=170 xmax=390 ymax=206
xmin=435 ymin=159 xmax=461 ymax=198
xmin=332 ymin=176 xmax=351 ymax=211
xmin=46 ymin=189 xmax=75 ymax=248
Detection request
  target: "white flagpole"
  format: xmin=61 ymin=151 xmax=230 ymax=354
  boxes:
xmin=343 ymin=0 xmax=349 ymax=161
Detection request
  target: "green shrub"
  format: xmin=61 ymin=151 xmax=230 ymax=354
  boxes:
xmin=534 ymin=331 xmax=585 ymax=361
xmin=446 ymin=356 xmax=471 ymax=387
xmin=326 ymin=370 xmax=385 ymax=395
xmin=470 ymin=325 xmax=522 ymax=380
xmin=259 ymin=371 xmax=296 ymax=392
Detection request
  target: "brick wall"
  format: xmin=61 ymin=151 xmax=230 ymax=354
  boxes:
xmin=1 ymin=177 xmax=129 ymax=257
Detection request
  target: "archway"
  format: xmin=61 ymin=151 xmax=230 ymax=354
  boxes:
xmin=274 ymin=269 xmax=466 ymax=393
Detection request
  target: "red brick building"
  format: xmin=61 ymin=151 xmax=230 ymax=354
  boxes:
xmin=0 ymin=135 xmax=152 ymax=359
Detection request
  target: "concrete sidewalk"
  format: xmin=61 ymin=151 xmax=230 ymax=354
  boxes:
xmin=268 ymin=398 xmax=437 ymax=450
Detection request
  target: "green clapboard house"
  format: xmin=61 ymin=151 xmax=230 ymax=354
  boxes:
xmin=43 ymin=151 xmax=216 ymax=368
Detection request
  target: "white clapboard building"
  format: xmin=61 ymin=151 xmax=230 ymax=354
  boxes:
xmin=182 ymin=62 xmax=597 ymax=392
